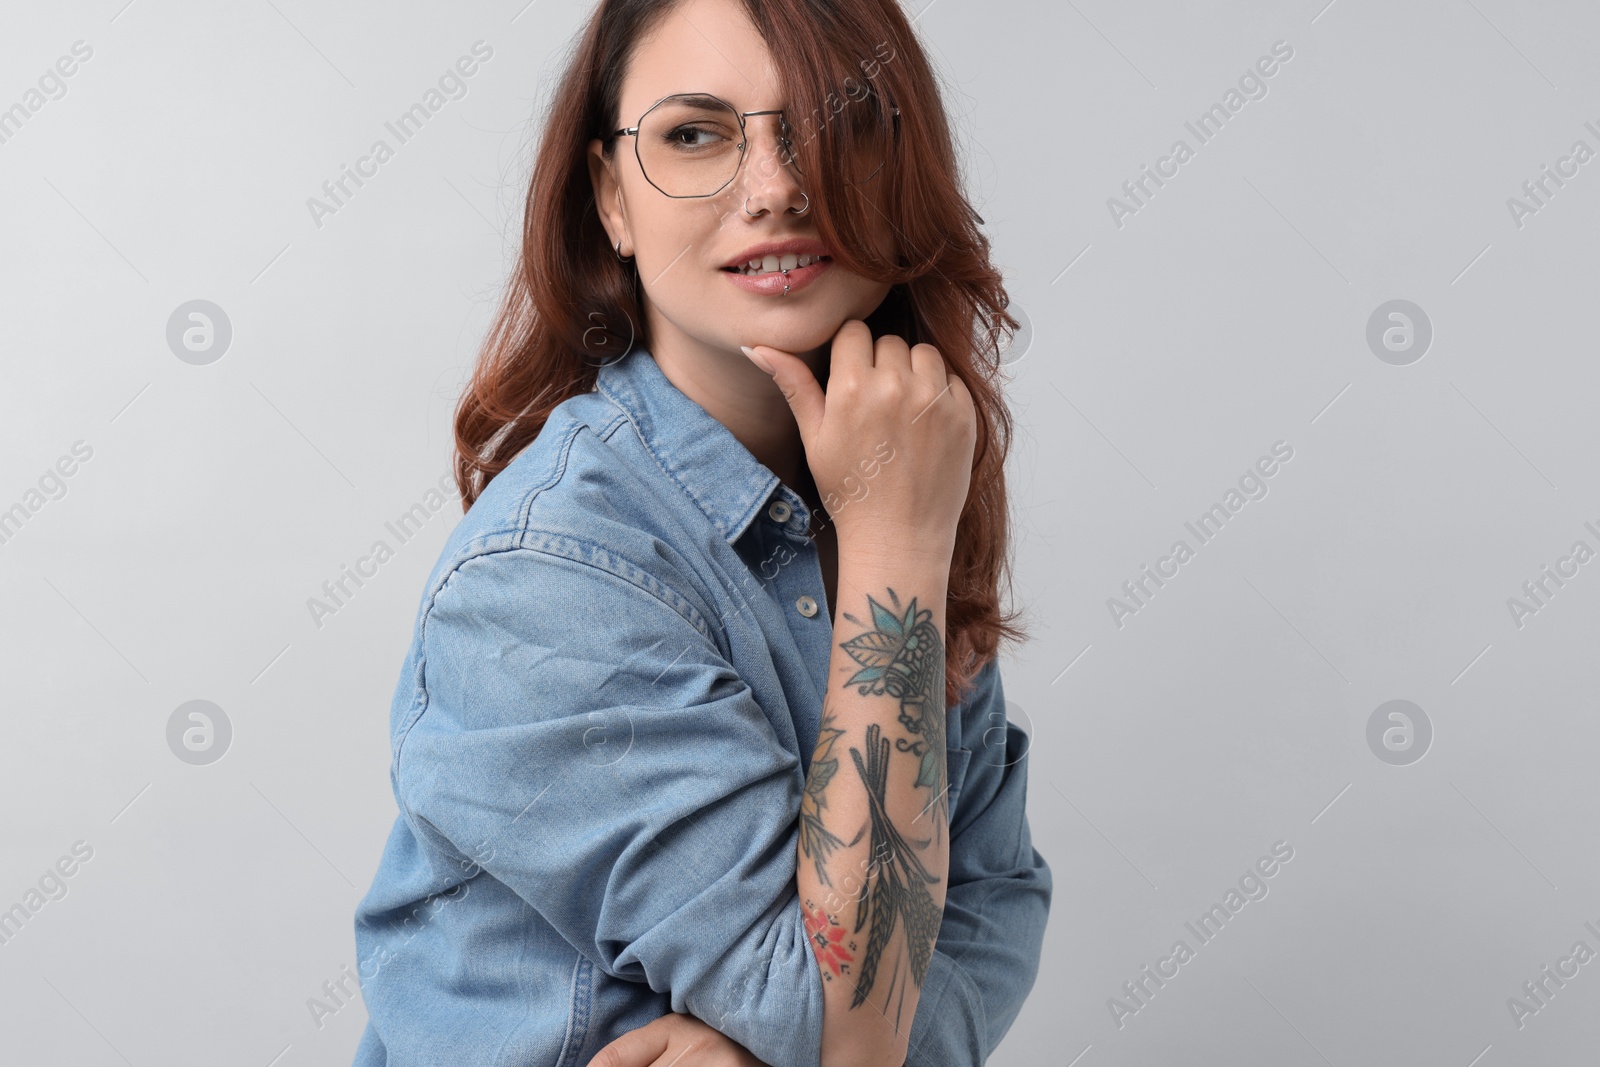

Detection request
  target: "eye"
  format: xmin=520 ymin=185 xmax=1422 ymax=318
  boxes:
xmin=666 ymin=124 xmax=724 ymax=148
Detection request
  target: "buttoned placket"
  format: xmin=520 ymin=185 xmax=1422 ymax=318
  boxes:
xmin=754 ymin=484 xmax=834 ymax=711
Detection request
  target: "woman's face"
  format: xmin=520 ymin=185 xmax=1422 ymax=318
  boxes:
xmin=588 ymin=0 xmax=894 ymax=365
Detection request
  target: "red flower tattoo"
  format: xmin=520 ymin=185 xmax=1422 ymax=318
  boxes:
xmin=803 ymin=898 xmax=856 ymax=979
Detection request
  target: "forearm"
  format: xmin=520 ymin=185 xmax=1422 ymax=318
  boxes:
xmin=796 ymin=539 xmax=954 ymax=1067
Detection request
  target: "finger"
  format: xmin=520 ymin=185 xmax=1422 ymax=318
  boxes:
xmin=829 ymin=318 xmax=875 ymax=383
xmin=742 ymin=343 xmax=826 ymax=444
xmin=587 ymin=1023 xmax=668 ymax=1067
xmin=909 ymin=342 xmax=946 ymax=385
xmin=872 ymin=333 xmax=913 ymax=376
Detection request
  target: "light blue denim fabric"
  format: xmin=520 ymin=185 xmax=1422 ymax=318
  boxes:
xmin=352 ymin=345 xmax=1052 ymax=1067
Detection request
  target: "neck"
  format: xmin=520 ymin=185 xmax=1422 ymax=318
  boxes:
xmin=647 ymin=330 xmax=827 ymax=505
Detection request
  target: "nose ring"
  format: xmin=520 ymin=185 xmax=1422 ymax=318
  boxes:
xmin=744 ymin=192 xmax=810 ymax=217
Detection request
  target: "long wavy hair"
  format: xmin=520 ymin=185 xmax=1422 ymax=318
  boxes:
xmin=452 ymin=0 xmax=1028 ymax=707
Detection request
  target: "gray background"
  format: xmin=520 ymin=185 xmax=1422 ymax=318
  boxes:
xmin=3 ymin=0 xmax=1597 ymax=1063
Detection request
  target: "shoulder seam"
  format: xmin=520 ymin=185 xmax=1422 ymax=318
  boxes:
xmin=391 ymin=539 xmax=720 ymax=822
xmin=511 ymin=530 xmax=717 ymax=643
xmin=512 ymin=408 xmax=590 ymax=534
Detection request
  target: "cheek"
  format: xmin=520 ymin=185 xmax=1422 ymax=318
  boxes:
xmin=634 ymin=228 xmax=733 ymax=321
xmin=637 ymin=196 xmax=729 ymax=259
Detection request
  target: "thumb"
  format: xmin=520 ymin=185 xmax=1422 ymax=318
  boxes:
xmin=742 ymin=344 xmax=825 ymax=442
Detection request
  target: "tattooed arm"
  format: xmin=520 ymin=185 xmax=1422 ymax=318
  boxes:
xmin=744 ymin=320 xmax=978 ymax=1067
xmin=799 ymin=565 xmax=955 ymax=1067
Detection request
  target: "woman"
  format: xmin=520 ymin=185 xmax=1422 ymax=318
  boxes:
xmin=351 ymin=0 xmax=1051 ymax=1064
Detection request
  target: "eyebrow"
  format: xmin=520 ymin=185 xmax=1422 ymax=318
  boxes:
xmin=662 ymin=92 xmax=784 ymax=115
xmin=672 ymin=93 xmax=729 ymax=108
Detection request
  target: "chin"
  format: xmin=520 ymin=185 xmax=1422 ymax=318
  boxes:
xmin=757 ymin=329 xmax=841 ymax=357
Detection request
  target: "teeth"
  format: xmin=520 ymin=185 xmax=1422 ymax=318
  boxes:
xmin=739 ymin=253 xmax=826 ymax=276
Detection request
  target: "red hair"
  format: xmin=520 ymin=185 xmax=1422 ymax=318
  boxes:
xmin=452 ymin=0 xmax=1029 ymax=707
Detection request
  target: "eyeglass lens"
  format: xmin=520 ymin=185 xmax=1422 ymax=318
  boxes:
xmin=633 ymin=94 xmax=893 ymax=197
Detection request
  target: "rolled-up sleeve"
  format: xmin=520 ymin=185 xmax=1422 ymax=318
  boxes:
xmin=393 ymin=544 xmax=825 ymax=1067
xmin=903 ymin=660 xmax=1053 ymax=1067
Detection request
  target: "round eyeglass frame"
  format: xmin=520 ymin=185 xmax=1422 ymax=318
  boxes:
xmin=606 ymin=91 xmax=899 ymax=199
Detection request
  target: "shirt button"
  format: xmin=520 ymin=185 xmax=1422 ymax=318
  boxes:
xmin=768 ymin=499 xmax=792 ymax=524
xmin=796 ymin=595 xmax=818 ymax=617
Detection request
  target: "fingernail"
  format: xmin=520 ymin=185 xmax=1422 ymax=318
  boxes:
xmin=741 ymin=345 xmax=775 ymax=375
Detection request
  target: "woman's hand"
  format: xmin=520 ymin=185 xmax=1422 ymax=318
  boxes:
xmin=743 ymin=320 xmax=976 ymax=561
xmin=587 ymin=1011 xmax=772 ymax=1067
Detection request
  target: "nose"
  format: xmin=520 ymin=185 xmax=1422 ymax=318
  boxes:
xmin=736 ymin=112 xmax=802 ymax=195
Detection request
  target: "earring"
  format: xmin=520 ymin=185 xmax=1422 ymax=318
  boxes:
xmin=613 ymin=238 xmax=634 ymax=264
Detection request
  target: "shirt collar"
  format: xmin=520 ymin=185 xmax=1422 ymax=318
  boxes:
xmin=596 ymin=345 xmax=813 ymax=545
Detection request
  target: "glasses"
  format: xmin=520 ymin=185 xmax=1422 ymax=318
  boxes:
xmin=607 ymin=91 xmax=899 ymax=198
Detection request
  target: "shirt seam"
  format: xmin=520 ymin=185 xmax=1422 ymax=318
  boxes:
xmin=387 ymin=403 xmax=675 ymax=765
xmin=513 ymin=406 xmax=627 ymax=534
xmin=553 ymin=952 xmax=593 ymax=1067
xmin=390 ymin=540 xmax=722 ymax=847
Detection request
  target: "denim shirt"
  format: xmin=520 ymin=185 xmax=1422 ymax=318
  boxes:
xmin=351 ymin=345 xmax=1052 ymax=1067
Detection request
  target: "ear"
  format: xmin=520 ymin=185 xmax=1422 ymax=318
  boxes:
xmin=588 ymin=138 xmax=631 ymax=258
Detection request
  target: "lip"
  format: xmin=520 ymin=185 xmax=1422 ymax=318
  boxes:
xmin=722 ymin=256 xmax=832 ymax=296
xmin=720 ymin=238 xmax=832 ymax=270
xmin=720 ymin=238 xmax=833 ymax=297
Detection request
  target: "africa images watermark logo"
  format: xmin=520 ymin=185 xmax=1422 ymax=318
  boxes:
xmin=306 ymin=40 xmax=494 ymax=229
xmin=1106 ymin=40 xmax=1295 ymax=229
xmin=1505 ymin=118 xmax=1600 ymax=230
xmin=1504 ymin=519 xmax=1600 ymax=630
xmin=1106 ymin=839 xmax=1296 ymax=1029
xmin=307 ymin=471 xmax=461 ymax=629
xmin=0 ymin=840 xmax=96 ymax=948
xmin=0 ymin=39 xmax=94 ymax=147
xmin=1505 ymin=918 xmax=1600 ymax=1030
xmin=0 ymin=439 xmax=94 ymax=549
xmin=1106 ymin=440 xmax=1295 ymax=629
